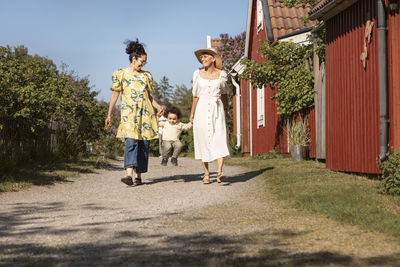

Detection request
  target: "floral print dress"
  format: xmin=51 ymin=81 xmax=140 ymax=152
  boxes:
xmin=111 ymin=69 xmax=159 ymax=140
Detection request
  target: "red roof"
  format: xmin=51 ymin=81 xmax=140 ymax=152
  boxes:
xmin=310 ymin=0 xmax=332 ymax=14
xmin=308 ymin=0 xmax=359 ymax=20
xmin=267 ymin=0 xmax=316 ymax=39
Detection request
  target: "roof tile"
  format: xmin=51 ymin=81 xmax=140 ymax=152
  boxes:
xmin=267 ymin=0 xmax=316 ymax=40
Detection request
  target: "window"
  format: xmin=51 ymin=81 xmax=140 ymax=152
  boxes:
xmin=257 ymin=0 xmax=263 ymax=33
xmin=257 ymin=85 xmax=265 ymax=127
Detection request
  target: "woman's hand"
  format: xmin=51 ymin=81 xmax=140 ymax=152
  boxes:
xmin=190 ymin=113 xmax=194 ymax=124
xmin=105 ymin=115 xmax=112 ymax=129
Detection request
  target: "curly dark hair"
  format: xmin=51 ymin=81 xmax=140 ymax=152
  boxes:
xmin=166 ymin=106 xmax=182 ymax=119
xmin=124 ymin=38 xmax=147 ymax=62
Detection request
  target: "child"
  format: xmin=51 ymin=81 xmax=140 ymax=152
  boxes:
xmin=159 ymin=106 xmax=192 ymax=166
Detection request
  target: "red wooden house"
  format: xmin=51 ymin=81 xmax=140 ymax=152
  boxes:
xmin=309 ymin=0 xmax=400 ymax=173
xmin=231 ymin=0 xmax=316 ymax=157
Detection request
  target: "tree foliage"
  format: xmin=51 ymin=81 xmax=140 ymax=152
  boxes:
xmin=172 ymin=84 xmax=192 ymax=119
xmin=216 ymin=32 xmax=246 ymax=71
xmin=153 ymin=76 xmax=174 ymax=107
xmin=283 ymin=0 xmax=317 ymax=8
xmin=378 ymin=149 xmax=400 ymax=195
xmin=0 ymin=45 xmax=116 ymax=169
xmin=239 ymin=41 xmax=314 ymax=117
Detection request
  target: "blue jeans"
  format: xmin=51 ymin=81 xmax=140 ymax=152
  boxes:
xmin=124 ymin=138 xmax=150 ymax=173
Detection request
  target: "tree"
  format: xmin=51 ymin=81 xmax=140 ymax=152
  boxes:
xmin=153 ymin=76 xmax=174 ymax=106
xmin=216 ymin=32 xmax=246 ymax=71
xmin=0 ymin=45 xmax=115 ymax=168
xmin=239 ymin=41 xmax=314 ymax=117
xmin=172 ymin=84 xmax=192 ymax=118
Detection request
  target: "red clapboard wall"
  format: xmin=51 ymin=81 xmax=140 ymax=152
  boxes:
xmin=325 ymin=0 xmax=380 ymax=173
xmin=245 ymin=0 xmax=316 ymax=157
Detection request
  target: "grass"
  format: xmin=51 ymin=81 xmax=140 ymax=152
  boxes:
xmin=227 ymin=157 xmax=400 ymax=239
xmin=0 ymin=155 xmax=114 ymax=192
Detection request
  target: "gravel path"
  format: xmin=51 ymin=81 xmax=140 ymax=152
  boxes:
xmin=1 ymin=157 xmax=400 ymax=266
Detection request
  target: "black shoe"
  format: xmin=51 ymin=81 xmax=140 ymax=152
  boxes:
xmin=161 ymin=157 xmax=168 ymax=166
xmin=121 ymin=176 xmax=133 ymax=186
xmin=171 ymin=157 xmax=178 ymax=166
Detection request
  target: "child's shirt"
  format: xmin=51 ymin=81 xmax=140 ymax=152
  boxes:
xmin=158 ymin=121 xmax=192 ymax=141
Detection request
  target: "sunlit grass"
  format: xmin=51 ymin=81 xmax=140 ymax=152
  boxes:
xmin=227 ymin=157 xmax=400 ymax=239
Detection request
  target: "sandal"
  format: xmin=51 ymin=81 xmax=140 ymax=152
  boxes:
xmin=121 ymin=176 xmax=133 ymax=186
xmin=216 ymin=172 xmax=226 ymax=183
xmin=133 ymin=178 xmax=143 ymax=186
xmin=202 ymin=173 xmax=210 ymax=184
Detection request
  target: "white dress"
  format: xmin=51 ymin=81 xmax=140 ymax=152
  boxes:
xmin=192 ymin=69 xmax=230 ymax=162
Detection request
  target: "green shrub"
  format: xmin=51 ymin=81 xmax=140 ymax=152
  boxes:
xmin=378 ymin=148 xmax=400 ymax=195
xmin=228 ymin=133 xmax=242 ymax=157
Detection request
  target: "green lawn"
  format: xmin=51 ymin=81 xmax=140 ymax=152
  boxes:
xmin=227 ymin=157 xmax=400 ymax=239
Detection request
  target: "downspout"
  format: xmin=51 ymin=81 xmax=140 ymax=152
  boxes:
xmin=377 ymin=0 xmax=389 ymax=160
xmin=231 ymin=76 xmax=242 ymax=148
xmin=249 ymin=82 xmax=253 ymax=156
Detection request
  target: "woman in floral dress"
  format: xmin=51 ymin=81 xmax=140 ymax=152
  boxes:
xmin=105 ymin=39 xmax=165 ymax=186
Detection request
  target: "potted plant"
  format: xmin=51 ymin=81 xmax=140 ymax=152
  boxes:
xmin=287 ymin=115 xmax=310 ymax=161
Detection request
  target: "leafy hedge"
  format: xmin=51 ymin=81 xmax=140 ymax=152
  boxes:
xmin=0 ymin=46 xmax=117 ymax=170
xmin=378 ymin=149 xmax=400 ymax=195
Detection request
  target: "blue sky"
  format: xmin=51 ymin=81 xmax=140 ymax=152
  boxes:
xmin=1 ymin=0 xmax=248 ymax=101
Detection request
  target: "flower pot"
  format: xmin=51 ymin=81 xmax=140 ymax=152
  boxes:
xmin=290 ymin=145 xmax=308 ymax=161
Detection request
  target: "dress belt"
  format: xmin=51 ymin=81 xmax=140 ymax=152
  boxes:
xmin=206 ymin=96 xmax=221 ymax=135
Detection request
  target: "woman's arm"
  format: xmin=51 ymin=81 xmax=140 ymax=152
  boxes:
xmin=149 ymin=92 xmax=166 ymax=117
xmin=190 ymin=96 xmax=199 ymax=124
xmin=105 ymin=90 xmax=120 ymax=128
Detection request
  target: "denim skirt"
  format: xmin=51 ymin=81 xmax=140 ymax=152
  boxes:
xmin=124 ymin=138 xmax=150 ymax=173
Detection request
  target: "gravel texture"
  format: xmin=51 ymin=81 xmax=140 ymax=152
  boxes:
xmin=1 ymin=157 xmax=399 ymax=266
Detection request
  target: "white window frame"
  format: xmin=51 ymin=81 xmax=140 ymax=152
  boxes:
xmin=256 ymin=0 xmax=263 ymax=33
xmin=257 ymin=85 xmax=265 ymax=128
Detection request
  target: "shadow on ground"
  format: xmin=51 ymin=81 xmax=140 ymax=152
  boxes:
xmin=1 ymin=201 xmax=399 ymax=266
xmin=0 ymin=158 xmax=123 ymax=191
xmin=146 ymin=168 xmax=273 ymax=185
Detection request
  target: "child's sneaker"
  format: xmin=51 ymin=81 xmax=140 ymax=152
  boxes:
xmin=171 ymin=157 xmax=178 ymax=166
xmin=161 ymin=157 xmax=168 ymax=166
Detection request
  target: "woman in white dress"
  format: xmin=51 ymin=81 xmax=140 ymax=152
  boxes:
xmin=190 ymin=48 xmax=230 ymax=184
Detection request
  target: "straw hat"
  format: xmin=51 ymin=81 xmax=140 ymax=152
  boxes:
xmin=194 ymin=48 xmax=222 ymax=69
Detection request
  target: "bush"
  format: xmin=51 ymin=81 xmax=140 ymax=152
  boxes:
xmin=228 ymin=133 xmax=242 ymax=157
xmin=377 ymin=148 xmax=400 ymax=195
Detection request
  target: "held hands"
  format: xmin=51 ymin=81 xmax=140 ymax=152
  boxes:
xmin=157 ymin=105 xmax=166 ymax=118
